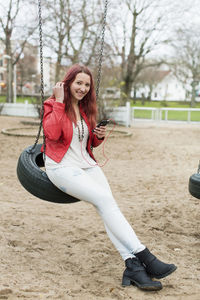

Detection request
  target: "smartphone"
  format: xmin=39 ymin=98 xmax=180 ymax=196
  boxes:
xmin=92 ymin=119 xmax=110 ymax=132
xmin=96 ymin=119 xmax=110 ymax=127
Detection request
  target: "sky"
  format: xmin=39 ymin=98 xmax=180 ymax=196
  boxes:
xmin=0 ymin=0 xmax=200 ymax=61
xmin=107 ymin=0 xmax=200 ymax=59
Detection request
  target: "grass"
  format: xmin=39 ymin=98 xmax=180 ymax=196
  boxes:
xmin=0 ymin=96 xmax=38 ymax=103
xmin=133 ymin=110 xmax=200 ymax=122
xmin=131 ymin=99 xmax=200 ymax=108
xmin=131 ymin=100 xmax=200 ymax=122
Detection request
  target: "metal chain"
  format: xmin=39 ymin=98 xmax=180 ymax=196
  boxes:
xmin=31 ymin=0 xmax=108 ymax=152
xmin=30 ymin=0 xmax=45 ymax=152
xmin=96 ymin=0 xmax=108 ymax=102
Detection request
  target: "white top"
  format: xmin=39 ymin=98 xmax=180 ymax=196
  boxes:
xmin=45 ymin=119 xmax=97 ymax=169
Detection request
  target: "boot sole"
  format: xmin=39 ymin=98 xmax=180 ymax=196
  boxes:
xmin=122 ymin=276 xmax=162 ymax=291
xmin=149 ymin=265 xmax=177 ymax=279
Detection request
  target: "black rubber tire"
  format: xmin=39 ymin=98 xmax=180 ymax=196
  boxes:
xmin=188 ymin=173 xmax=200 ymax=199
xmin=17 ymin=144 xmax=80 ymax=204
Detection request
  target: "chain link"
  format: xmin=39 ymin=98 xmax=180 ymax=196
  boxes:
xmin=96 ymin=0 xmax=108 ymax=102
xmin=30 ymin=0 xmax=45 ymax=153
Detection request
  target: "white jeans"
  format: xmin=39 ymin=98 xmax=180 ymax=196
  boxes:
xmin=46 ymin=165 xmax=145 ymax=260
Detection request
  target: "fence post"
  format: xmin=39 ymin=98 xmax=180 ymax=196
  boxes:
xmin=151 ymin=110 xmax=154 ymax=120
xmin=187 ymin=110 xmax=191 ymax=122
xmin=155 ymin=108 xmax=159 ymax=121
xmin=132 ymin=107 xmax=135 ymax=123
xmin=159 ymin=108 xmax=162 ymax=121
xmin=126 ymin=101 xmax=131 ymax=127
xmin=165 ymin=110 xmax=168 ymax=121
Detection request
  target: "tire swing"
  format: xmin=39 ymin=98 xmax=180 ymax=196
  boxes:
xmin=17 ymin=0 xmax=108 ymax=204
xmin=188 ymin=162 xmax=200 ymax=199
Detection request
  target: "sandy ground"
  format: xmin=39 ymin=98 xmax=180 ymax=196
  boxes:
xmin=0 ymin=115 xmax=199 ymax=300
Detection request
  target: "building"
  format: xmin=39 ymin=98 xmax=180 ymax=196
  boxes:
xmin=134 ymin=65 xmax=200 ymax=102
xmin=37 ymin=57 xmax=56 ymax=95
xmin=151 ymin=71 xmax=187 ymax=101
xmin=0 ymin=41 xmax=57 ymax=97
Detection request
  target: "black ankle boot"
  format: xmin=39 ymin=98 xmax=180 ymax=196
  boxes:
xmin=135 ymin=248 xmax=177 ymax=279
xmin=122 ymin=257 xmax=162 ymax=291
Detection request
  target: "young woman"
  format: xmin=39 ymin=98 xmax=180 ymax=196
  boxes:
xmin=41 ymin=64 xmax=177 ymax=291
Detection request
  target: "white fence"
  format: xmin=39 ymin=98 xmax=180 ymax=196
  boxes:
xmin=1 ymin=102 xmax=38 ymax=117
xmin=0 ymin=101 xmax=132 ymax=127
xmin=1 ymin=102 xmax=200 ymax=126
xmin=132 ymin=106 xmax=200 ymax=123
xmin=108 ymin=105 xmax=200 ymax=125
xmin=132 ymin=107 xmax=159 ymax=121
xmin=106 ymin=102 xmax=131 ymax=127
xmin=160 ymin=107 xmax=200 ymax=122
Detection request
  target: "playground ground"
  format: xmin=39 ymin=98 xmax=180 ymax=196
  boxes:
xmin=0 ymin=115 xmax=199 ymax=300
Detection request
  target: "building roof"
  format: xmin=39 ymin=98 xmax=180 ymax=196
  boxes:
xmin=137 ymin=69 xmax=171 ymax=83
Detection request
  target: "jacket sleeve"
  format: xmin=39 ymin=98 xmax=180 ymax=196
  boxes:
xmin=43 ymin=99 xmax=66 ymax=141
xmin=92 ymin=133 xmax=104 ymax=148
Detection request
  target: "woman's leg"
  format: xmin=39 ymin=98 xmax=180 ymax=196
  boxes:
xmin=86 ymin=168 xmax=177 ymax=280
xmin=46 ymin=166 xmax=145 ymax=259
xmin=84 ymin=166 xmax=145 ymax=259
xmin=83 ymin=166 xmax=112 ymax=193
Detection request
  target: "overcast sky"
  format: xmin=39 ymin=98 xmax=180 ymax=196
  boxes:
xmin=0 ymin=0 xmax=200 ymax=60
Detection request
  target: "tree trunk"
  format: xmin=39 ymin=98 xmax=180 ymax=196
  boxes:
xmin=123 ymin=10 xmax=137 ymax=100
xmin=141 ymin=93 xmax=145 ymax=105
xmin=6 ymin=59 xmax=12 ymax=103
xmin=55 ymin=54 xmax=62 ymax=83
xmin=191 ymin=82 xmax=196 ymax=107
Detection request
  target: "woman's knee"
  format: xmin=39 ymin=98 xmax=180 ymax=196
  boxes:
xmin=95 ymin=193 xmax=119 ymax=214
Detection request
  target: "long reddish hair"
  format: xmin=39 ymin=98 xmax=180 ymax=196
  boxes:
xmin=53 ymin=64 xmax=97 ymax=129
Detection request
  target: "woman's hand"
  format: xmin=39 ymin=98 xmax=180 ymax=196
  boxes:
xmin=53 ymin=82 xmax=64 ymax=103
xmin=93 ymin=126 xmax=106 ymax=139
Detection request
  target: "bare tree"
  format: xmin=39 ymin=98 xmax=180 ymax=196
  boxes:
xmin=0 ymin=0 xmax=37 ymax=102
xmin=171 ymin=28 xmax=200 ymax=107
xmin=43 ymin=0 xmax=110 ymax=82
xmin=107 ymin=0 xmax=187 ymax=103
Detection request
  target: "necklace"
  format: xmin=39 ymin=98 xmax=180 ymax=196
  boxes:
xmin=77 ymin=115 xmax=84 ymax=142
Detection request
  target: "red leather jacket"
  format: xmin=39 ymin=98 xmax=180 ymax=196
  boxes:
xmin=41 ymin=98 xmax=103 ymax=163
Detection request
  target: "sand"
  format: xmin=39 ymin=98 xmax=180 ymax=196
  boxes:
xmin=0 ymin=115 xmax=199 ymax=300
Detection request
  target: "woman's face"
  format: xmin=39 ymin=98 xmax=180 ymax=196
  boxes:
xmin=70 ymin=72 xmax=91 ymax=102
